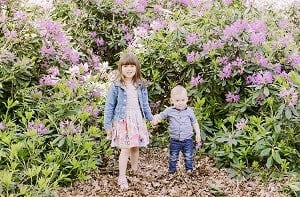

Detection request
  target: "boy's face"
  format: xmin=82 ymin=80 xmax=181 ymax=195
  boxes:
xmin=171 ymin=93 xmax=188 ymax=110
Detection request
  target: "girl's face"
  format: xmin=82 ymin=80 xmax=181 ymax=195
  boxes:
xmin=121 ymin=64 xmax=136 ymax=80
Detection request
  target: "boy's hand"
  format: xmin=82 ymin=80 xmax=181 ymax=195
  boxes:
xmin=195 ymin=135 xmax=202 ymax=149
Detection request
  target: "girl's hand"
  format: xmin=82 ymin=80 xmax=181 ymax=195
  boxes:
xmin=106 ymin=129 xmax=112 ymax=140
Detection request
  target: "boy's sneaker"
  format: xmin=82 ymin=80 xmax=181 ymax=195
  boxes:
xmin=186 ymin=170 xmax=193 ymax=176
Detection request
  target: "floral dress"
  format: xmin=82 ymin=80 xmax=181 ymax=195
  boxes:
xmin=111 ymin=83 xmax=149 ymax=148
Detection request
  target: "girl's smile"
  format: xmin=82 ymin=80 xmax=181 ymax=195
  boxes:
xmin=122 ymin=64 xmax=136 ymax=79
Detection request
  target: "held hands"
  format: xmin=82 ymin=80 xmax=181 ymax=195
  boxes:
xmin=150 ymin=114 xmax=161 ymax=126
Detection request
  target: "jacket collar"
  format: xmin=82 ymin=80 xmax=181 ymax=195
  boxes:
xmin=114 ymin=80 xmax=143 ymax=89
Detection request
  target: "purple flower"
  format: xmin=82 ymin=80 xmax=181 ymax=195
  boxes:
xmin=66 ymin=79 xmax=78 ymax=90
xmin=95 ymin=38 xmax=105 ymax=47
xmin=222 ymin=19 xmax=248 ymax=41
xmin=90 ymin=88 xmax=104 ymax=98
xmin=287 ymin=54 xmax=300 ymax=67
xmin=273 ymin=63 xmax=282 ymax=74
xmin=190 ymin=75 xmax=204 ymax=87
xmin=250 ymin=32 xmax=266 ymax=45
xmin=246 ymin=71 xmax=273 ymax=85
xmin=235 ymin=118 xmax=248 ymax=131
xmin=279 ymin=87 xmax=298 ymax=107
xmin=0 ymin=122 xmax=5 ymax=131
xmin=222 ymin=0 xmax=233 ymax=5
xmin=36 ymin=19 xmax=68 ymax=43
xmin=248 ymin=20 xmax=267 ymax=33
xmin=185 ymin=33 xmax=198 ymax=45
xmin=124 ymin=33 xmax=133 ymax=43
xmin=83 ymin=105 xmax=100 ymax=117
xmin=89 ymin=31 xmax=97 ymax=38
xmin=133 ymin=0 xmax=147 ymax=12
xmin=134 ymin=25 xmax=148 ymax=37
xmin=60 ymin=120 xmax=81 ymax=136
xmin=186 ymin=51 xmax=200 ymax=63
xmin=203 ymin=40 xmax=224 ymax=53
xmin=13 ymin=11 xmax=27 ymax=21
xmin=219 ymin=64 xmax=232 ymax=80
xmin=47 ymin=67 xmax=60 ymax=77
xmin=59 ymin=45 xmax=80 ymax=64
xmin=40 ymin=44 xmax=55 ymax=57
xmin=278 ymin=19 xmax=289 ymax=28
xmin=151 ymin=19 xmax=164 ymax=31
xmin=4 ymin=30 xmax=18 ymax=39
xmin=28 ymin=121 xmax=48 ymax=135
xmin=39 ymin=75 xmax=59 ymax=86
xmin=225 ymin=92 xmax=240 ymax=103
xmin=115 ymin=0 xmax=124 ymax=5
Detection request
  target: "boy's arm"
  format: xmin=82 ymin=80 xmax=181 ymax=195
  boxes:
xmin=192 ymin=122 xmax=202 ymax=144
xmin=189 ymin=108 xmax=202 ymax=144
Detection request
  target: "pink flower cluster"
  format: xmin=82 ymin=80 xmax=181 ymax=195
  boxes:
xmin=185 ymin=33 xmax=198 ymax=45
xmin=246 ymin=71 xmax=273 ymax=85
xmin=225 ymin=92 xmax=240 ymax=103
xmin=28 ymin=121 xmax=48 ymax=135
xmin=60 ymin=120 xmax=81 ymax=136
xmin=190 ymin=75 xmax=204 ymax=87
xmin=279 ymin=87 xmax=298 ymax=107
xmin=37 ymin=19 xmax=80 ymax=64
xmin=219 ymin=57 xmax=245 ymax=80
xmin=235 ymin=118 xmax=248 ymax=131
xmin=0 ymin=122 xmax=5 ymax=131
xmin=186 ymin=51 xmax=200 ymax=63
xmin=83 ymin=105 xmax=100 ymax=118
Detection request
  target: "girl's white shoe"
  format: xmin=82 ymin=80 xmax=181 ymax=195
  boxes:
xmin=118 ymin=176 xmax=128 ymax=190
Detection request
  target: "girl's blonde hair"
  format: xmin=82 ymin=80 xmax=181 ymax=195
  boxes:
xmin=117 ymin=52 xmax=145 ymax=86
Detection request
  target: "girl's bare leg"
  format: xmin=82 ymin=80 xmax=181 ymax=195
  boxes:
xmin=130 ymin=147 xmax=139 ymax=172
xmin=118 ymin=148 xmax=130 ymax=189
xmin=119 ymin=148 xmax=130 ymax=176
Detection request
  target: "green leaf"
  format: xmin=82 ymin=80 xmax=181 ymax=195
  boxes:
xmin=287 ymin=182 xmax=300 ymax=192
xmin=263 ymin=87 xmax=269 ymax=97
xmin=272 ymin=149 xmax=282 ymax=164
xmin=266 ymin=156 xmax=273 ymax=169
xmin=285 ymin=107 xmax=292 ymax=119
xmin=260 ymin=148 xmax=271 ymax=157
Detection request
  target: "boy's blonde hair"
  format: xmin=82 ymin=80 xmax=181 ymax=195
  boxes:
xmin=170 ymin=85 xmax=187 ymax=98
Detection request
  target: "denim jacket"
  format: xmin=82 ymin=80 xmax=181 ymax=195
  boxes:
xmin=104 ymin=80 xmax=153 ymax=131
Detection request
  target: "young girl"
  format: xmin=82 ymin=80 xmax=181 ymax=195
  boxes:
xmin=104 ymin=52 xmax=153 ymax=189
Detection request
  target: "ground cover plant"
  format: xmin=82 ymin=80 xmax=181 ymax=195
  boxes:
xmin=0 ymin=0 xmax=299 ymax=196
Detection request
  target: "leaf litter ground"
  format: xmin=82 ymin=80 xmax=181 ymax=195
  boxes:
xmin=55 ymin=148 xmax=287 ymax=197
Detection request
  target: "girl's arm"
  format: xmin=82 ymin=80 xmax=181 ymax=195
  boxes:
xmin=142 ymin=87 xmax=154 ymax=121
xmin=104 ymin=84 xmax=117 ymax=131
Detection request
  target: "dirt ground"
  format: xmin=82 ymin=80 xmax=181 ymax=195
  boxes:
xmin=55 ymin=148 xmax=287 ymax=197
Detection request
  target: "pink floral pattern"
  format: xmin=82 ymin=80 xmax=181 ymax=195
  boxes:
xmin=111 ymin=110 xmax=149 ymax=148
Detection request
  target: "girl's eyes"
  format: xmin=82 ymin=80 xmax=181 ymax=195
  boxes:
xmin=123 ymin=64 xmax=135 ymax=67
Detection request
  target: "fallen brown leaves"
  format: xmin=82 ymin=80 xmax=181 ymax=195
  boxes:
xmin=55 ymin=148 xmax=287 ymax=197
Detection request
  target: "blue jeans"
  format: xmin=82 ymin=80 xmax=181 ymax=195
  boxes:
xmin=169 ymin=138 xmax=194 ymax=173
